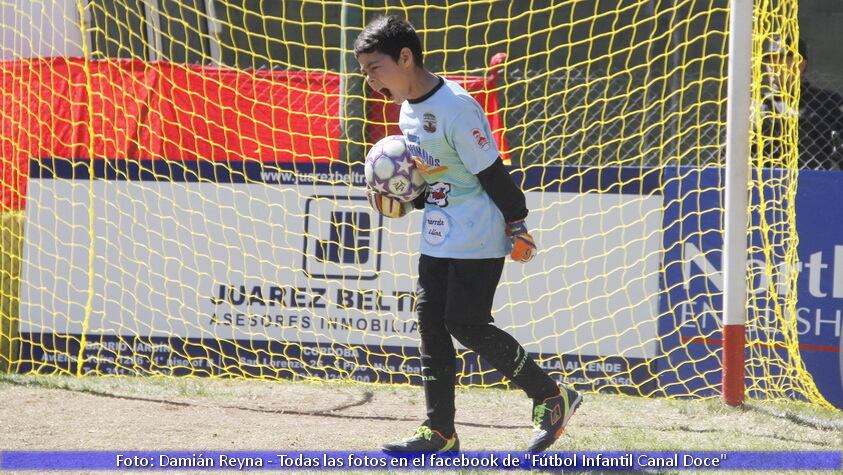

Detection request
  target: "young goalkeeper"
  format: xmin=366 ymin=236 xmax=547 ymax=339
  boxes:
xmin=355 ymin=15 xmax=582 ymax=453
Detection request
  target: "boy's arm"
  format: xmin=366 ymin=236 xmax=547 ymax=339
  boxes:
xmin=477 ymin=159 xmax=536 ymax=263
xmin=476 ymin=158 xmax=527 ymax=222
xmin=412 ymin=192 xmax=427 ymax=210
xmin=448 ymin=103 xmax=537 ymax=262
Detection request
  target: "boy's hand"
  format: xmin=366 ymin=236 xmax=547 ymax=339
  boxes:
xmin=367 ymin=189 xmax=412 ymax=218
xmin=506 ymin=220 xmax=536 ymax=262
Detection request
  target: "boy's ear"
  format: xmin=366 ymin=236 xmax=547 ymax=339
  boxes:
xmin=400 ymin=47 xmax=413 ymax=67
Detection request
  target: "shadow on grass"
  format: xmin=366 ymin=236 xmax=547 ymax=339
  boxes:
xmin=745 ymin=402 xmax=843 ymax=433
xmin=3 ymin=374 xmax=840 ymax=451
xmin=0 ymin=375 xmax=532 ymax=429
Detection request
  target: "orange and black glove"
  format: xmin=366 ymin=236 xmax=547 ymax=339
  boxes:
xmin=506 ymin=220 xmax=537 ymax=263
xmin=366 ymin=189 xmax=412 ymax=219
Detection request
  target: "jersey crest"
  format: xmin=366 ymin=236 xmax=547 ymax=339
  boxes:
xmin=426 ymin=182 xmax=451 ymax=207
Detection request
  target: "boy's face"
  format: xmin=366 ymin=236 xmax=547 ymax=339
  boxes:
xmin=357 ymin=48 xmax=414 ymax=105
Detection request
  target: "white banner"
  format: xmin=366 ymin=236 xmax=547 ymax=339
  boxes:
xmin=22 ymin=177 xmax=663 ymax=358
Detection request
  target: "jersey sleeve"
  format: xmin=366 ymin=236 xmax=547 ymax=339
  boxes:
xmin=447 ymin=102 xmax=501 ymax=175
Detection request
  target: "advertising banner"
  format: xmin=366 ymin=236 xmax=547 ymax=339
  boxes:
xmin=660 ymin=167 xmax=842 ymax=408
xmin=20 ymin=159 xmax=663 ymax=392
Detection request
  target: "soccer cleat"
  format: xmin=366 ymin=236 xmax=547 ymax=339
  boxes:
xmin=528 ymin=386 xmax=583 ymax=452
xmin=382 ymin=422 xmax=460 ymax=453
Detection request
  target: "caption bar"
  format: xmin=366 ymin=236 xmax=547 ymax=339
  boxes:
xmin=1 ymin=451 xmax=840 ymax=471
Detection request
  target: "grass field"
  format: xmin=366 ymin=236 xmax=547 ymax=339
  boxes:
xmin=1 ymin=373 xmax=841 ymax=475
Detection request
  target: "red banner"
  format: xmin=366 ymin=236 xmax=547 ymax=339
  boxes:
xmin=1 ymin=57 xmax=506 ymax=210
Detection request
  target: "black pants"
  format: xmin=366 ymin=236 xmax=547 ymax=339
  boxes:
xmin=415 ymin=254 xmax=560 ymax=435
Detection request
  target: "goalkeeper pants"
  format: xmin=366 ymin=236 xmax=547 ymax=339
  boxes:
xmin=415 ymin=254 xmax=561 ymax=436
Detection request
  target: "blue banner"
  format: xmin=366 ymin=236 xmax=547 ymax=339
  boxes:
xmin=28 ymin=157 xmax=662 ymax=194
xmin=1 ymin=451 xmax=840 ymax=471
xmin=659 ymin=167 xmax=843 ymax=408
xmin=792 ymin=170 xmax=843 ymax=409
xmin=16 ymin=333 xmax=654 ymax=394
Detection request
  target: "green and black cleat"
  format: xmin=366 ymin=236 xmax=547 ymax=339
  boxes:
xmin=382 ymin=422 xmax=460 ymax=453
xmin=528 ymin=386 xmax=583 ymax=452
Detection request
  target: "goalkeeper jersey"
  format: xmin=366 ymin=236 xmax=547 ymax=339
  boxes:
xmin=399 ymin=76 xmax=510 ymax=259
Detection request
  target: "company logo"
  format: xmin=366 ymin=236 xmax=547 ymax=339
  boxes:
xmin=303 ymin=195 xmax=382 ymax=280
xmin=550 ymin=403 xmax=562 ymax=425
xmin=407 ymin=142 xmax=447 ymax=181
xmin=683 ymin=242 xmax=843 ymax=300
xmin=680 ymin=242 xmax=843 ymax=340
xmin=413 ymin=158 xmax=448 ymax=181
xmin=423 ymin=209 xmax=450 ymax=246
xmin=423 ymin=113 xmax=437 ymax=133
xmin=472 ymin=128 xmax=490 ymax=150
xmin=316 ymin=211 xmax=370 ymax=264
xmin=426 ymin=182 xmax=451 ymax=207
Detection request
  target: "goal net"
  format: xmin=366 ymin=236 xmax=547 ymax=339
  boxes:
xmin=0 ymin=0 xmax=828 ymax=407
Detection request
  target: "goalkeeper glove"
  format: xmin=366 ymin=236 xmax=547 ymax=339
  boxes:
xmin=506 ymin=220 xmax=537 ymax=263
xmin=367 ymin=189 xmax=412 ymax=219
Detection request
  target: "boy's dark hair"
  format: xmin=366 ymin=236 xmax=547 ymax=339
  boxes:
xmin=353 ymin=15 xmax=424 ymax=68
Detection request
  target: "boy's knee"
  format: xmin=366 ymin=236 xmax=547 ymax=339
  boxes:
xmin=444 ymin=321 xmax=482 ymax=343
xmin=418 ymin=319 xmax=447 ymax=338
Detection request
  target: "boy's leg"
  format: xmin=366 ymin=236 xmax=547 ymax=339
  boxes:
xmin=442 ymin=257 xmax=559 ymax=401
xmin=442 ymin=257 xmax=582 ymax=452
xmin=415 ymin=254 xmax=457 ymax=436
xmin=383 ymin=254 xmax=459 ymax=453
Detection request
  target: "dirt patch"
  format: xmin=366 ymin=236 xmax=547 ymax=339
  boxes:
xmin=0 ymin=376 xmax=533 ymax=451
xmin=1 ymin=374 xmax=841 ymax=454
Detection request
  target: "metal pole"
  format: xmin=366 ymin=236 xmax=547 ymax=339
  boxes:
xmin=722 ymin=0 xmax=753 ymax=407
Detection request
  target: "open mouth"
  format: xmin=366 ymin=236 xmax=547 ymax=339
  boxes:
xmin=378 ymin=87 xmax=394 ymax=101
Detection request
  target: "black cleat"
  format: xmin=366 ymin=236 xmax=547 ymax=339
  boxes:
xmin=528 ymin=386 xmax=583 ymax=452
xmin=382 ymin=422 xmax=460 ymax=453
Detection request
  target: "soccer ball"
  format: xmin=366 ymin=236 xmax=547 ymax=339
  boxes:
xmin=364 ymin=135 xmax=426 ymax=201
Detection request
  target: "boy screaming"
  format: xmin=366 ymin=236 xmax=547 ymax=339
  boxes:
xmin=355 ymin=15 xmax=582 ymax=453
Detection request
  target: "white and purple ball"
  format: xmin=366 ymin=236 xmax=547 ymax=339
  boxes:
xmin=364 ymin=135 xmax=426 ymax=202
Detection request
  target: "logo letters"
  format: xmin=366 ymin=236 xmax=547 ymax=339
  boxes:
xmin=316 ymin=211 xmax=371 ymax=264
